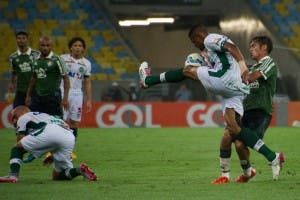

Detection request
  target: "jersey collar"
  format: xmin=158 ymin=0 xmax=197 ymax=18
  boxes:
xmin=258 ymin=55 xmax=270 ymax=64
xmin=17 ymin=47 xmax=32 ymax=56
xmin=39 ymin=51 xmax=54 ymax=59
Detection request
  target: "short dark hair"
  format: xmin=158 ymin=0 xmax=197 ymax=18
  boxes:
xmin=68 ymin=37 xmax=86 ymax=49
xmin=250 ymin=36 xmax=273 ymax=54
xmin=15 ymin=29 xmax=28 ymax=37
xmin=188 ymin=24 xmax=207 ymax=39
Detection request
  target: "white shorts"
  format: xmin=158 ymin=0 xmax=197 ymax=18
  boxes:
xmin=21 ymin=124 xmax=75 ymax=172
xmin=63 ymin=90 xmax=83 ymax=122
xmin=197 ymin=66 xmax=245 ymax=116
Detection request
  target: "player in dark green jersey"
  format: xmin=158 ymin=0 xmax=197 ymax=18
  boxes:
xmin=234 ymin=36 xmax=280 ymax=182
xmin=25 ymin=36 xmax=70 ymax=118
xmin=214 ymin=36 xmax=283 ymax=183
xmin=8 ymin=30 xmax=40 ymax=108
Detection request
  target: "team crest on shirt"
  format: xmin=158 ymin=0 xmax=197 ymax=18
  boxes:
xmin=214 ymin=38 xmax=221 ymax=44
xmin=79 ymin=67 xmax=85 ymax=73
xmin=47 ymin=61 xmax=53 ymax=67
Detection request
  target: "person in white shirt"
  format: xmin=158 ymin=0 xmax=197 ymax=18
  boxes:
xmin=61 ymin=37 xmax=92 ymax=139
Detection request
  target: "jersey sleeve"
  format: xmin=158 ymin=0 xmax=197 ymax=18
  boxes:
xmin=84 ymin=59 xmax=92 ymax=77
xmin=16 ymin=115 xmax=30 ymax=135
xmin=204 ymin=34 xmax=229 ymax=52
xmin=56 ymin=55 xmax=68 ymax=76
xmin=257 ymin=57 xmax=277 ymax=80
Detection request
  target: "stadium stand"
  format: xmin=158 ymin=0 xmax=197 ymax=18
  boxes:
xmin=0 ymin=0 xmax=139 ymax=81
xmin=249 ymin=0 xmax=300 ymax=57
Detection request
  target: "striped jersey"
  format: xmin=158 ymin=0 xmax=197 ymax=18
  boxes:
xmin=60 ymin=54 xmax=91 ymax=92
xmin=204 ymin=33 xmax=249 ymax=94
xmin=243 ymin=56 xmax=277 ymax=115
xmin=9 ymin=48 xmax=40 ymax=92
xmin=16 ymin=112 xmax=68 ymax=136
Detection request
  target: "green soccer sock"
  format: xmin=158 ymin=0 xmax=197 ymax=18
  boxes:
xmin=9 ymin=146 xmax=25 ymax=175
xmin=237 ymin=127 xmax=276 ymax=162
xmin=58 ymin=168 xmax=81 ymax=180
xmin=145 ymin=68 xmax=186 ymax=87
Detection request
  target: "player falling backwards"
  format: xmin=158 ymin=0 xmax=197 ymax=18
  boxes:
xmin=138 ymin=24 xmax=284 ymax=182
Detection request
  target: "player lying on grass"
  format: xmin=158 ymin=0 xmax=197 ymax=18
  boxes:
xmin=0 ymin=106 xmax=97 ymax=183
xmin=138 ymin=24 xmax=284 ymax=182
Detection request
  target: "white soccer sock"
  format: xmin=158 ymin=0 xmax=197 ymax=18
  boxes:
xmin=220 ymin=158 xmax=230 ymax=178
xmin=160 ymin=72 xmax=166 ymax=82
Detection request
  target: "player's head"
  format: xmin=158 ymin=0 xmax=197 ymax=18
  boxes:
xmin=250 ymin=36 xmax=273 ymax=54
xmin=68 ymin=37 xmax=86 ymax=58
xmin=15 ymin=30 xmax=29 ymax=49
xmin=249 ymin=36 xmax=273 ymax=61
xmin=188 ymin=24 xmax=208 ymax=51
xmin=9 ymin=106 xmax=30 ymax=127
xmin=39 ymin=36 xmax=52 ymax=57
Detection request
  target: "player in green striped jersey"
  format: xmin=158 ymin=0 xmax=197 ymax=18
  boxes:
xmin=234 ymin=36 xmax=279 ymax=182
xmin=8 ymin=30 xmax=40 ymax=108
xmin=25 ymin=36 xmax=70 ymax=118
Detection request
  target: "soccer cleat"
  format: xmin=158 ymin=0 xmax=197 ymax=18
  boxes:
xmin=235 ymin=168 xmax=256 ymax=183
xmin=139 ymin=61 xmax=151 ymax=88
xmin=79 ymin=163 xmax=98 ymax=181
xmin=0 ymin=176 xmax=18 ymax=183
xmin=211 ymin=176 xmax=229 ymax=184
xmin=270 ymin=153 xmax=285 ymax=180
xmin=71 ymin=152 xmax=77 ymax=159
xmin=43 ymin=153 xmax=54 ymax=166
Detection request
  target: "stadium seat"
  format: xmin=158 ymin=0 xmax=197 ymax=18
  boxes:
xmin=0 ymin=0 xmax=139 ymax=80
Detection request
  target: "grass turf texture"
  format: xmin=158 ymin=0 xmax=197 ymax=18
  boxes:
xmin=0 ymin=127 xmax=299 ymax=200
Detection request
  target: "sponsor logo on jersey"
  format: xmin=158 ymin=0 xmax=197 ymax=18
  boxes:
xmin=47 ymin=61 xmax=53 ymax=67
xmin=249 ymin=80 xmax=259 ymax=88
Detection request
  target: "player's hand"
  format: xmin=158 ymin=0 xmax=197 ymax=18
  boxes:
xmin=85 ymin=101 xmax=92 ymax=113
xmin=241 ymin=69 xmax=249 ymax=84
xmin=61 ymin=98 xmax=69 ymax=111
xmin=23 ymin=154 xmax=35 ymax=163
xmin=8 ymin=83 xmax=15 ymax=92
xmin=25 ymin=96 xmax=31 ymax=106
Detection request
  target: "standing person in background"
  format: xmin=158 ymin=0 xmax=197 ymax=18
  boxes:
xmin=60 ymin=37 xmax=92 ymax=140
xmin=119 ymin=82 xmax=139 ymax=101
xmin=174 ymin=83 xmax=192 ymax=101
xmin=8 ymin=30 xmax=40 ymax=108
xmin=25 ymin=36 xmax=70 ymax=118
xmin=102 ymin=82 xmax=123 ymax=102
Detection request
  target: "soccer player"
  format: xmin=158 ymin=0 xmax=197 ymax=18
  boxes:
xmin=0 ymin=106 xmax=97 ymax=183
xmin=8 ymin=30 xmax=40 ymax=108
xmin=60 ymin=37 xmax=92 ymax=139
xmin=232 ymin=36 xmax=280 ymax=183
xmin=139 ymin=24 xmax=284 ymax=181
xmin=25 ymin=36 xmax=70 ymax=118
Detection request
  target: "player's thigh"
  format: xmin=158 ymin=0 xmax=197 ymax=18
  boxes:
xmin=242 ymin=109 xmax=272 ymax=139
xmin=52 ymin=132 xmax=75 ymax=172
xmin=21 ymin=133 xmax=56 ymax=158
xmin=68 ymin=94 xmax=83 ymax=122
xmin=224 ymin=108 xmax=241 ymax=134
xmin=183 ymin=66 xmax=199 ymax=80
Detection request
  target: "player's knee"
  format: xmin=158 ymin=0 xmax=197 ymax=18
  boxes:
xmin=235 ymin=140 xmax=245 ymax=151
xmin=227 ymin=124 xmax=240 ymax=135
xmin=183 ymin=66 xmax=198 ymax=80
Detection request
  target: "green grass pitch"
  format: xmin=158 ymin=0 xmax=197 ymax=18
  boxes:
xmin=0 ymin=127 xmax=299 ymax=200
